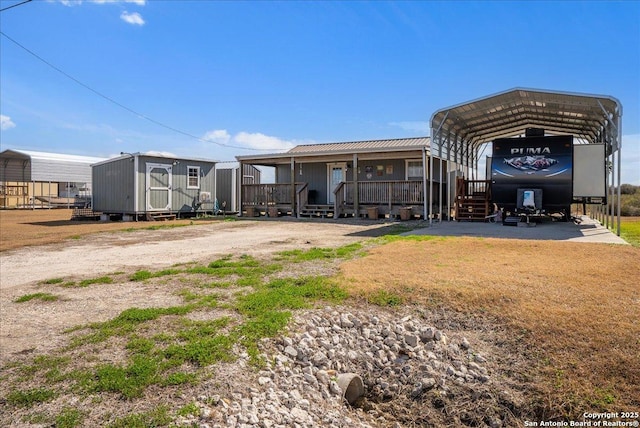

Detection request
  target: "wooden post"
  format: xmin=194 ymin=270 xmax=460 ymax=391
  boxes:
xmin=353 ymin=154 xmax=359 ymax=218
xmin=290 ymin=157 xmax=296 ymax=217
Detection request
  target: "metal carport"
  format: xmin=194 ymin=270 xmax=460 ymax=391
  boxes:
xmin=428 ymin=88 xmax=623 ymax=235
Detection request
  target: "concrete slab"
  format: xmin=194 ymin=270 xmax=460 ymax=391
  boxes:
xmin=404 ymin=215 xmax=628 ymax=244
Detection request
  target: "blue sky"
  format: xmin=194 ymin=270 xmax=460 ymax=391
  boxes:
xmin=1 ymin=0 xmax=639 ymax=184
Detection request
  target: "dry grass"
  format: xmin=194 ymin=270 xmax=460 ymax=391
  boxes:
xmin=0 ymin=209 xmax=220 ymax=252
xmin=340 ymin=237 xmax=640 ymax=419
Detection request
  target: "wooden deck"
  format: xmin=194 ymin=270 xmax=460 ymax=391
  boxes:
xmin=241 ymin=180 xmax=436 ymax=219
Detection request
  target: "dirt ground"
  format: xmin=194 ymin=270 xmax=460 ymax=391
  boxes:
xmin=0 ymin=209 xmax=387 ymax=360
xmin=1 ymin=209 xmax=638 ymax=422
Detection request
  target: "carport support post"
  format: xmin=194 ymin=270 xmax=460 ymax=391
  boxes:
xmin=616 ymin=115 xmax=622 ymax=236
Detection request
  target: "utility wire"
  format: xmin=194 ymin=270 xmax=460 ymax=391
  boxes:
xmin=0 ymin=30 xmax=283 ymax=152
xmin=0 ymin=0 xmax=32 ymax=13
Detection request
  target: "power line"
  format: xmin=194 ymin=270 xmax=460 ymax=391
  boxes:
xmin=0 ymin=0 xmax=32 ymax=13
xmin=0 ymin=30 xmax=283 ymax=152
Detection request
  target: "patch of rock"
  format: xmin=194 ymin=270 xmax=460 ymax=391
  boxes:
xmin=181 ymin=306 xmax=517 ymax=427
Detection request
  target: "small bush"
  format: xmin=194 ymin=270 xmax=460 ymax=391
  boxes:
xmin=41 ymin=277 xmax=64 ymax=285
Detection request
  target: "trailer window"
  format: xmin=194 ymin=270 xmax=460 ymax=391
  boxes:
xmin=187 ymin=166 xmax=200 ymax=189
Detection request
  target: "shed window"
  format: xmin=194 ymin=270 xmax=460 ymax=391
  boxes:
xmin=188 ymin=166 xmax=200 ymax=189
xmin=406 ymin=160 xmax=424 ymax=180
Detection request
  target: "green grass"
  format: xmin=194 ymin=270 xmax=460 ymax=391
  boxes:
xmin=55 ymin=407 xmax=83 ymax=428
xmin=69 ymin=306 xmax=192 ymax=348
xmin=364 ymin=289 xmax=404 ymax=306
xmin=14 ymin=292 xmax=58 ymax=303
xmin=41 ymin=277 xmax=64 ymax=285
xmin=6 ymin=387 xmax=56 ymax=407
xmin=105 ymin=405 xmax=172 ymax=428
xmin=177 ymin=402 xmax=200 ymax=417
xmin=130 ymin=268 xmax=182 ymax=281
xmin=620 ymin=217 xmax=640 ymax=246
xmin=4 ymin=249 xmax=355 ymax=418
xmin=92 ymin=356 xmax=160 ymax=399
xmin=78 ymin=276 xmax=113 ymax=287
xmin=275 ymin=242 xmax=363 ymax=262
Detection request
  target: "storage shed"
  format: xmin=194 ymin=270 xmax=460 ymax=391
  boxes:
xmin=0 ymin=149 xmax=105 ymax=208
xmin=92 ymin=153 xmax=217 ymax=220
xmin=215 ymin=162 xmax=262 ymax=214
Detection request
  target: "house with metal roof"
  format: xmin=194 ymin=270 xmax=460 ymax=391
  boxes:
xmin=0 ymin=149 xmax=106 ymax=208
xmin=236 ymin=137 xmax=453 ymax=219
xmin=91 ymin=152 xmax=218 ymax=220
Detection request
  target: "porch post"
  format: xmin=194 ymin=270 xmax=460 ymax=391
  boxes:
xmin=422 ymin=146 xmax=427 ymax=220
xmin=353 ymin=154 xmax=359 ymax=218
xmin=290 ymin=157 xmax=296 ymax=217
xmin=238 ymin=161 xmax=244 ymax=217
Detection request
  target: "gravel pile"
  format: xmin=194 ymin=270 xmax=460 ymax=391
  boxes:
xmin=179 ymin=306 xmax=517 ymax=428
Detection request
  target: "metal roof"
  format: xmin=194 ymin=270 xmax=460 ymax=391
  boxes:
xmin=0 ymin=149 xmax=106 ymax=183
xmin=288 ymin=137 xmax=429 ymax=154
xmin=1 ymin=149 xmax=106 ymax=165
xmin=237 ymin=137 xmax=430 ymax=163
xmin=92 ymin=152 xmax=218 ymax=167
xmin=430 ymin=88 xmax=622 ymax=165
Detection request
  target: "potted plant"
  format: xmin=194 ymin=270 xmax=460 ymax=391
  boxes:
xmin=399 ymin=206 xmax=412 ymax=221
xmin=367 ymin=206 xmax=378 ymax=220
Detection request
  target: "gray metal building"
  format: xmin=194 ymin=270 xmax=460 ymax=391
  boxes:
xmin=92 ymin=153 xmax=217 ymax=218
xmin=0 ymin=149 xmax=106 ymax=208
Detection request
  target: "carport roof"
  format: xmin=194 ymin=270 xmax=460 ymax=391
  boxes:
xmin=430 ymin=88 xmax=623 ymax=162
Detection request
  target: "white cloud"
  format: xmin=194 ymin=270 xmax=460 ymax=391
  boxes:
xmin=120 ymin=11 xmax=145 ymax=25
xmin=234 ymin=132 xmax=295 ymax=151
xmin=202 ymin=129 xmax=231 ymax=145
xmin=202 ymin=129 xmax=295 ymax=152
xmin=389 ymin=121 xmax=430 ymax=134
xmin=1 ymin=115 xmax=16 ymax=131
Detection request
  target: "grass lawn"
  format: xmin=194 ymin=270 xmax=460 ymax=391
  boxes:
xmin=340 ymin=236 xmax=640 ymax=419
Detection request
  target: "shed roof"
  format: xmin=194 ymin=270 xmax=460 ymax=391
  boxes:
xmin=92 ymin=152 xmax=218 ymax=167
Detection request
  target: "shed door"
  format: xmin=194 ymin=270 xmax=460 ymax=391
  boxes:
xmin=146 ymin=163 xmax=172 ymax=211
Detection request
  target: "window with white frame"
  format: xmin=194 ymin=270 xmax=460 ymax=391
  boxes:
xmin=187 ymin=166 xmax=200 ymax=189
xmin=406 ymin=160 xmax=424 ymax=180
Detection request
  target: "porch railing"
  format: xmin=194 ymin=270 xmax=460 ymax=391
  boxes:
xmin=334 ymin=180 xmax=425 ymax=216
xmin=242 ymin=183 xmax=294 ymax=207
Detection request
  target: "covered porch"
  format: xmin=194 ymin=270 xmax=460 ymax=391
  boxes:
xmin=236 ymin=137 xmax=454 ymax=220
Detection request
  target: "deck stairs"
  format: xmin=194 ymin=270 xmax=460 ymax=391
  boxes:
xmin=299 ymin=204 xmax=335 ymax=218
xmin=454 ymin=178 xmax=492 ymax=222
